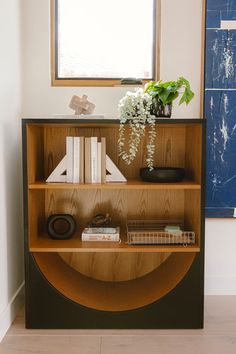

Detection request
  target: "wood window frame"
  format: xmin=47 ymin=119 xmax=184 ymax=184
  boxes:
xmin=50 ymin=0 xmax=161 ymax=87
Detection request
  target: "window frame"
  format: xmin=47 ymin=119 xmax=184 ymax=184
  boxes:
xmin=50 ymin=0 xmax=161 ymax=87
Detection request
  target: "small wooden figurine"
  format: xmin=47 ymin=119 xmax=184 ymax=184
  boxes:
xmin=69 ymin=95 xmax=96 ymax=115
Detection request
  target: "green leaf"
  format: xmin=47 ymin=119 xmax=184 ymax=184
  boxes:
xmin=179 ymin=87 xmax=194 ymax=105
xmin=144 ymin=76 xmax=194 ymax=106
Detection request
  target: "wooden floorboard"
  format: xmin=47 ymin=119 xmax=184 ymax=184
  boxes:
xmin=1 ymin=296 xmax=236 ymax=354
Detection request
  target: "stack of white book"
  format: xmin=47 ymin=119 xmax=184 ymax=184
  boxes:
xmin=66 ymin=136 xmax=106 ymax=183
xmin=81 ymin=226 xmax=120 ymax=242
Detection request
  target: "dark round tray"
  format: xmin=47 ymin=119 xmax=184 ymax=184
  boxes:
xmin=140 ymin=167 xmax=185 ymax=183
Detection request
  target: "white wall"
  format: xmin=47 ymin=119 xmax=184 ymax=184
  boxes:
xmin=22 ymin=0 xmax=202 ymax=119
xmin=22 ymin=0 xmax=236 ymax=294
xmin=0 ymin=0 xmax=24 ymax=341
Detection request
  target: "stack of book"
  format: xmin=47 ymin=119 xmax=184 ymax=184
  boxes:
xmin=66 ymin=136 xmax=106 ymax=183
xmin=81 ymin=226 xmax=120 ymax=242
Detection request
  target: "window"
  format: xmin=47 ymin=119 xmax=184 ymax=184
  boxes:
xmin=51 ymin=0 xmax=160 ymax=86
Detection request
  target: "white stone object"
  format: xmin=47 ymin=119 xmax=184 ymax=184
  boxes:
xmin=69 ymin=95 xmax=96 ymax=115
xmin=46 ymin=155 xmax=67 ymax=183
xmin=106 ymin=155 xmax=127 ymax=183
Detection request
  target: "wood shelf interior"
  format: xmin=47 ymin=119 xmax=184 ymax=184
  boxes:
xmin=28 ymin=187 xmax=201 ymax=252
xmin=26 ymin=123 xmax=202 ymax=185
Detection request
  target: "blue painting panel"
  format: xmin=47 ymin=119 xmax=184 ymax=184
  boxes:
xmin=221 ymin=10 xmax=236 ymax=21
xmin=205 ymin=90 xmax=236 ymax=217
xmin=206 ymin=10 xmax=220 ymax=28
xmin=206 ymin=207 xmax=235 ymax=217
xmin=207 ymin=0 xmax=236 ymax=12
xmin=205 ymin=30 xmax=236 ymax=89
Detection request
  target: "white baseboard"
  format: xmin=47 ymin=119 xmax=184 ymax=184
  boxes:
xmin=0 ymin=282 xmax=25 ymax=342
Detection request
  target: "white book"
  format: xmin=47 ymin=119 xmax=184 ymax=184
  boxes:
xmin=82 ymin=228 xmax=120 ymax=242
xmin=91 ymin=137 xmax=98 ymax=183
xmin=66 ymin=136 xmax=74 ymax=183
xmin=79 ymin=137 xmax=85 ymax=183
xmin=101 ymin=137 xmax=106 ymax=183
xmin=73 ymin=137 xmax=80 ymax=183
xmin=84 ymin=138 xmax=91 ymax=183
xmin=97 ymin=142 xmax=102 ymax=184
xmin=84 ymin=227 xmax=118 ymax=234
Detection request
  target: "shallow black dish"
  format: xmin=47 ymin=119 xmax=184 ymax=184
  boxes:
xmin=140 ymin=167 xmax=185 ymax=183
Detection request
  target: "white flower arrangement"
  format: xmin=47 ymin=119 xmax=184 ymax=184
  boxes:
xmin=118 ymin=88 xmax=156 ymax=170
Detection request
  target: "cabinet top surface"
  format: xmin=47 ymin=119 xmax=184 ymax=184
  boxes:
xmin=22 ymin=118 xmax=205 ymax=126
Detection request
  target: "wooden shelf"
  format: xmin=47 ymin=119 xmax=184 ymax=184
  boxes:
xmin=29 ymin=233 xmax=200 ymax=253
xmin=29 ymin=180 xmax=201 ymax=190
xmin=23 ymin=118 xmax=205 ymax=321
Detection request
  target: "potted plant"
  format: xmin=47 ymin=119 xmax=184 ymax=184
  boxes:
xmin=118 ymin=77 xmax=194 ymax=170
xmin=144 ymin=76 xmax=194 ymax=117
xmin=118 ymin=88 xmax=157 ymax=170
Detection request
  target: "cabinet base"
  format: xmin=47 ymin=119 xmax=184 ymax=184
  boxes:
xmin=25 ymin=253 xmax=204 ymax=329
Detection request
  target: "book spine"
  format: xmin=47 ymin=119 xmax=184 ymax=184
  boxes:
xmin=83 ymin=227 xmax=118 ymax=234
xmin=66 ymin=136 xmax=74 ymax=183
xmin=84 ymin=137 xmax=91 ymax=183
xmin=81 ymin=234 xmax=120 ymax=242
xmin=79 ymin=137 xmax=84 ymax=183
xmin=73 ymin=137 xmax=80 ymax=183
xmin=91 ymin=137 xmax=98 ymax=183
xmin=101 ymin=137 xmax=106 ymax=183
xmin=97 ymin=142 xmax=102 ymax=184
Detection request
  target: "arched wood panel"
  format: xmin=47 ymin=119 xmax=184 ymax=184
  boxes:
xmin=34 ymin=252 xmax=196 ymax=311
xmin=59 ymin=252 xmax=171 ymax=281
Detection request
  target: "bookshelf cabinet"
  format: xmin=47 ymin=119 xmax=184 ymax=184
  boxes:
xmin=23 ymin=118 xmax=205 ymax=328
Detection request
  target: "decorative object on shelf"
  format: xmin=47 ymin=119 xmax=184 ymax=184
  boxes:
xmin=118 ymin=77 xmax=194 ymax=170
xmin=88 ymin=213 xmax=112 ymax=227
xmin=126 ymin=220 xmax=195 ymax=245
xmin=66 ymin=136 xmax=84 ymax=183
xmin=118 ymin=88 xmax=156 ymax=170
xmin=46 ymin=155 xmax=67 ymax=183
xmin=144 ymin=77 xmax=194 ymax=117
xmin=164 ymin=225 xmax=182 ymax=235
xmin=140 ymin=167 xmax=185 ymax=183
xmin=118 ymin=77 xmax=194 ymax=169
xmin=46 ymin=135 xmax=127 ymax=184
xmin=46 ymin=136 xmax=85 ymax=183
xmin=82 ymin=227 xmax=120 ymax=242
xmin=106 ymin=155 xmax=127 ymax=182
xmin=47 ymin=214 xmax=76 ymax=240
xmin=120 ymin=78 xmax=143 ymax=85
xmin=69 ymin=95 xmax=96 ymax=115
xmin=82 ymin=213 xmax=120 ymax=242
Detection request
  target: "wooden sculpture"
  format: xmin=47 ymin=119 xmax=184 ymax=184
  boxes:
xmin=69 ymin=95 xmax=96 ymax=115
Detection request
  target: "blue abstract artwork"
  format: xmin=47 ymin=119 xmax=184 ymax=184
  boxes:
xmin=205 ymin=91 xmax=236 ymax=217
xmin=205 ymin=30 xmax=236 ymax=89
xmin=205 ymin=0 xmax=236 ymax=218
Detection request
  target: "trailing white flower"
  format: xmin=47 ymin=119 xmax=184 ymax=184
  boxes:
xmin=118 ymin=88 xmax=157 ymax=169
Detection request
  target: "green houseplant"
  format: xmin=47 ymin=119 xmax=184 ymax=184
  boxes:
xmin=118 ymin=77 xmax=194 ymax=169
xmin=144 ymin=77 xmax=194 ymax=117
xmin=118 ymin=88 xmax=156 ymax=170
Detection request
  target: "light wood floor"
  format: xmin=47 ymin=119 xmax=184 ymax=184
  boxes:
xmin=0 ymin=296 xmax=236 ymax=354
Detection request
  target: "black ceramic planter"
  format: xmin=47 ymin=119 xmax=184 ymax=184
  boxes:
xmin=140 ymin=167 xmax=185 ymax=183
xmin=151 ymin=98 xmax=172 ymax=118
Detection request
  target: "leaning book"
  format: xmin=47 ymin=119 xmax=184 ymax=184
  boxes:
xmin=81 ymin=227 xmax=120 ymax=242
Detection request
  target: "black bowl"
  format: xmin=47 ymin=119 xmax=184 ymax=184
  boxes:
xmin=140 ymin=167 xmax=185 ymax=183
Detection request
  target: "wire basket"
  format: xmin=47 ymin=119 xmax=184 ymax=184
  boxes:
xmin=126 ymin=220 xmax=195 ymax=245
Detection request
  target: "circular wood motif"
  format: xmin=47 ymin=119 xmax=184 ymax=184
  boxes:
xmin=58 ymin=252 xmax=171 ymax=282
xmin=33 ymin=252 xmax=196 ymax=312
